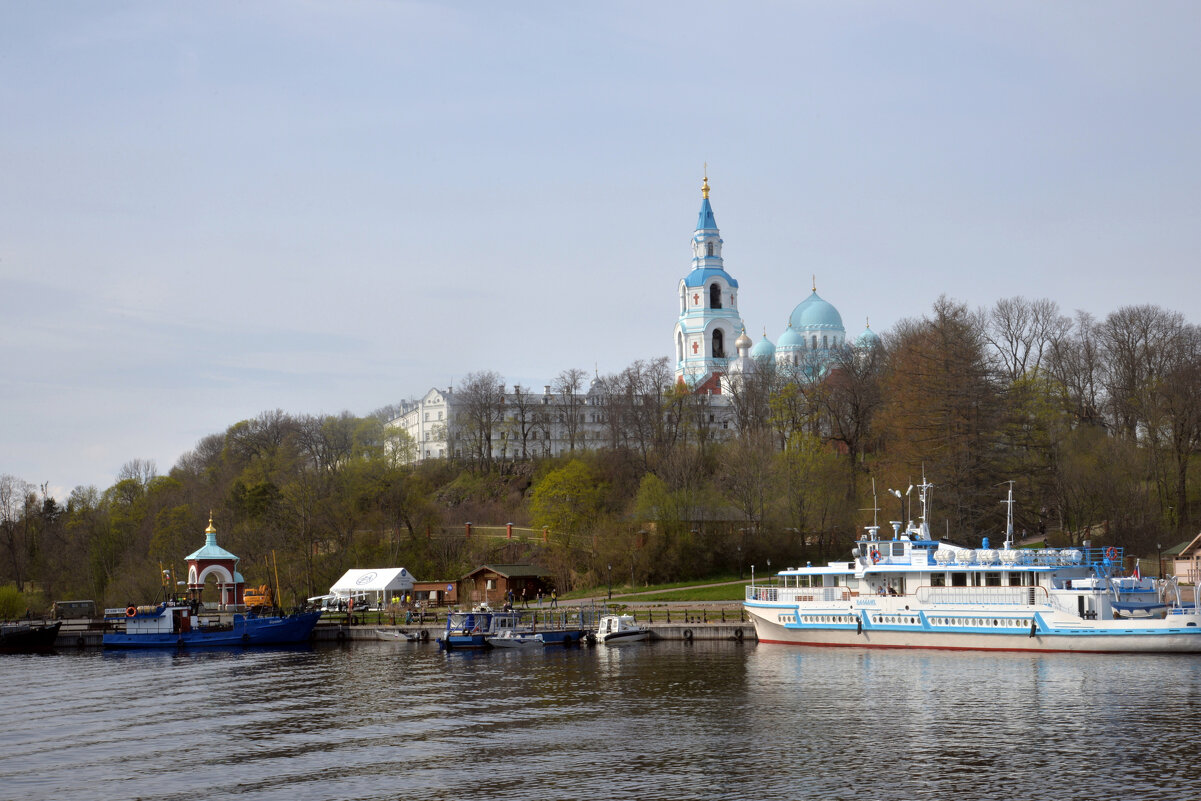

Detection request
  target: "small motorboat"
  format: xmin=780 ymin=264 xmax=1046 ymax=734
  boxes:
xmin=374 ymin=628 xmax=423 ymax=642
xmin=486 ymin=630 xmax=545 ymax=648
xmin=596 ymin=614 xmax=649 ymax=645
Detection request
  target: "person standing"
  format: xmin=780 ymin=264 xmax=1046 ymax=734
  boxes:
xmin=550 ymin=590 xmax=558 ymax=609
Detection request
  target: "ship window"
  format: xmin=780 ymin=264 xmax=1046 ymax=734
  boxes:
xmin=931 ymin=573 xmax=945 ymax=586
xmin=986 ymin=573 xmax=1002 ymax=586
xmin=951 ymin=573 xmax=968 ymax=587
xmin=891 ymin=542 xmax=905 ymax=556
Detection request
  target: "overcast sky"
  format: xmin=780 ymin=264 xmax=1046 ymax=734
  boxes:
xmin=3 ymin=2 xmax=1200 ymax=497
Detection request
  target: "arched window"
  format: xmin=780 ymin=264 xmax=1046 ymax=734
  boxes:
xmin=811 ymin=335 xmax=818 ymax=349
xmin=709 ymin=283 xmax=722 ymax=309
xmin=706 ymin=241 xmax=714 ymax=256
xmin=677 ymin=331 xmax=684 ymax=362
xmin=823 ymin=335 xmax=828 ymax=348
xmin=712 ymin=329 xmax=725 ymax=359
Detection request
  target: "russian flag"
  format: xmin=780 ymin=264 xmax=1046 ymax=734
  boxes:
xmin=1133 ymin=564 xmax=1141 ymax=580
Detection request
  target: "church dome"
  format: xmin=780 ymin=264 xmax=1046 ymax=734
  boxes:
xmin=855 ymin=323 xmax=880 ymax=349
xmin=776 ymin=323 xmax=805 ymax=351
xmin=749 ymin=334 xmax=775 ymax=361
xmin=789 ymin=290 xmax=844 ymax=332
xmin=734 ymin=328 xmax=753 ymax=353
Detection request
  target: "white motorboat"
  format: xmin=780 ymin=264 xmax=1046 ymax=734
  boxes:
xmin=486 ymin=630 xmax=545 ymax=648
xmin=596 ymin=614 xmax=649 ymax=644
xmin=374 ymin=628 xmax=422 ymax=642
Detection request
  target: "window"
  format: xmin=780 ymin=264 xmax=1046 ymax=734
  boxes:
xmin=823 ymin=335 xmax=828 ymax=348
xmin=709 ymin=283 xmax=722 ymax=309
xmin=712 ymin=329 xmax=725 ymax=358
xmin=931 ymin=573 xmax=946 ymax=586
xmin=811 ymin=335 xmax=818 ymax=349
xmin=486 ymin=579 xmax=496 ymax=590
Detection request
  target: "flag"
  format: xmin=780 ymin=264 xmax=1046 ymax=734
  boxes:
xmin=1133 ymin=564 xmax=1141 ymax=580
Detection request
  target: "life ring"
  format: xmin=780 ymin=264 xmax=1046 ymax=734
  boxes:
xmin=1105 ymin=547 xmax=1117 ymax=560
xmin=734 ymin=627 xmax=744 ymax=642
xmin=683 ymin=628 xmax=694 ymax=641
xmin=126 ymin=606 xmax=137 ymax=617
xmin=336 ymin=629 xmax=346 ymax=642
xmin=420 ymin=629 xmax=429 ymax=641
xmin=870 ymin=548 xmax=881 ymax=565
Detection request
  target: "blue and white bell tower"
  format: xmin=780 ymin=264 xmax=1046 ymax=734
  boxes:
xmin=673 ymin=175 xmax=743 ymax=385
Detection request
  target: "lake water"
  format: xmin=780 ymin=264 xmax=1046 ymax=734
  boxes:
xmin=3 ymin=640 xmax=1200 ymax=801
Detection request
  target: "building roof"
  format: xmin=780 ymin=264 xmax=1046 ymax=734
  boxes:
xmin=185 ymin=516 xmax=240 ymax=563
xmin=789 ymin=290 xmax=845 ymax=332
xmin=749 ymin=333 xmax=776 ymax=360
xmin=682 ymin=267 xmax=739 ymax=289
xmin=329 ymin=567 xmax=416 ymax=594
xmin=462 ymin=564 xmax=553 ymax=580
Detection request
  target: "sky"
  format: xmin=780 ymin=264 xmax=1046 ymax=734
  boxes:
xmin=3 ymin=2 xmax=1201 ymax=497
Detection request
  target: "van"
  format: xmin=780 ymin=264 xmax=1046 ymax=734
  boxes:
xmin=52 ymin=600 xmax=97 ymax=619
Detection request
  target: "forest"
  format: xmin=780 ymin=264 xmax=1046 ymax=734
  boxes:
xmin=1 ymin=295 xmax=1199 ymax=615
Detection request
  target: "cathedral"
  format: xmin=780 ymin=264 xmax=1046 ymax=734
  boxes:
xmin=389 ymin=175 xmax=879 ymax=463
xmin=673 ymin=175 xmax=877 ymax=391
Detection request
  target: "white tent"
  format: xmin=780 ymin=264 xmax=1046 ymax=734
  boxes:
xmin=329 ymin=568 xmax=416 ymax=606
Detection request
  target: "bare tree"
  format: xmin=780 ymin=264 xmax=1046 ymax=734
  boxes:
xmin=1046 ymin=311 xmax=1104 ymax=426
xmin=986 ymin=296 xmax=1072 ymax=382
xmin=457 ymin=371 xmax=506 ymax=472
xmin=553 ymin=368 xmax=588 ymax=452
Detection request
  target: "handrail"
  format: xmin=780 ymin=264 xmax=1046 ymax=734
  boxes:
xmin=913 ymin=585 xmax=1049 ymax=606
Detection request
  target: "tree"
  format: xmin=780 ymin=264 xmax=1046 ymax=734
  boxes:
xmin=529 ymin=459 xmax=605 ymax=551
xmin=985 ymin=296 xmax=1071 ymax=382
xmin=873 ymin=297 xmax=1005 ymax=533
xmin=553 ymin=368 xmax=588 ymax=452
xmin=457 ymin=371 xmax=506 ymax=472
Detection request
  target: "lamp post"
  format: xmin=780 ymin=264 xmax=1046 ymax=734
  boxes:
xmin=737 ymin=544 xmax=743 ymax=580
xmin=607 ymin=563 xmax=612 ymax=601
xmin=1157 ymin=543 xmax=1163 ymax=578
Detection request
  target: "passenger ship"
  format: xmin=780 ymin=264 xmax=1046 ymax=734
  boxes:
xmin=745 ymin=482 xmax=1201 ymax=653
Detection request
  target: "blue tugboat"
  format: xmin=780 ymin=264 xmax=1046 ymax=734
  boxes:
xmin=104 ymin=513 xmax=321 ymax=648
xmin=438 ymin=605 xmax=595 ymax=650
xmin=103 ymin=602 xmax=320 ymax=648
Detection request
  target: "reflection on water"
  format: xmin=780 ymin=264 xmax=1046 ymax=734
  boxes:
xmin=3 ymin=641 xmax=1201 ymax=800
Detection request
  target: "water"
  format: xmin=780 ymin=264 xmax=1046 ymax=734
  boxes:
xmin=3 ymin=641 xmax=1200 ymax=801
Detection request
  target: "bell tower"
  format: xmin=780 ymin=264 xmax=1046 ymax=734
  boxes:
xmin=673 ymin=173 xmax=743 ymax=385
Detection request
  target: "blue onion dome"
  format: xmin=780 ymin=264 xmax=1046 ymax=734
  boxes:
xmin=789 ymin=288 xmax=845 ymax=333
xmin=776 ymin=322 xmax=805 ymax=351
xmin=855 ymin=319 xmax=881 ymax=349
xmin=749 ymin=332 xmax=776 ymax=361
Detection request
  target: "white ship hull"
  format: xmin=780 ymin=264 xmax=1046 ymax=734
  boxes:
xmin=747 ymin=601 xmax=1201 ymax=653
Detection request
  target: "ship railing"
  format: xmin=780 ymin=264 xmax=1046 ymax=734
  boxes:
xmin=746 ymin=586 xmax=850 ymax=604
xmin=914 ymin=586 xmax=1049 ymax=606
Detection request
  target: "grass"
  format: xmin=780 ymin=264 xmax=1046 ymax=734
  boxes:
xmin=564 ymin=575 xmax=751 ymax=603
